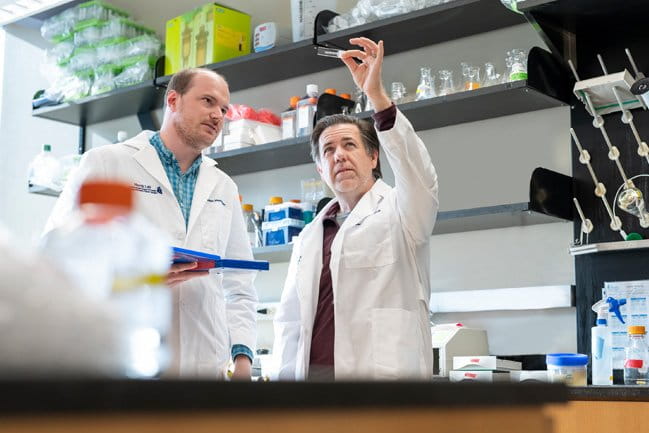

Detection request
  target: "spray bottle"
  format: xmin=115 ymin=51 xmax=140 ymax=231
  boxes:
xmin=591 ymin=296 xmax=626 ymax=385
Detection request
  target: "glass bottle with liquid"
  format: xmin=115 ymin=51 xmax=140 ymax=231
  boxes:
xmin=624 ymin=325 xmax=649 ymax=385
xmin=296 ymin=84 xmax=319 ymax=137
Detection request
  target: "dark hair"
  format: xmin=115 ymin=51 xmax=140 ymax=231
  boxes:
xmin=164 ymin=67 xmax=226 ymax=101
xmin=310 ymin=114 xmax=382 ymax=180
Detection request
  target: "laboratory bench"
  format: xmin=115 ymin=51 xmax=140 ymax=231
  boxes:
xmin=0 ymin=380 xmax=566 ymax=433
xmin=2 ymin=380 xmax=649 ymax=432
xmin=548 ymin=386 xmax=649 ymax=433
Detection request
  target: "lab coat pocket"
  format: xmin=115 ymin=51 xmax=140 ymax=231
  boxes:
xmin=343 ymin=213 xmax=395 ymax=268
xmin=371 ymin=308 xmax=421 ymax=379
xmin=200 ymin=201 xmax=232 ymax=253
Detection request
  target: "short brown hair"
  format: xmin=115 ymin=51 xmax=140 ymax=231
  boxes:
xmin=310 ymin=114 xmax=382 ymax=180
xmin=164 ymin=67 xmax=226 ymax=101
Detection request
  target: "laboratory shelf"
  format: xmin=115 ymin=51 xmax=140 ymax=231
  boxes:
xmin=31 ymin=0 xmax=523 ymax=127
xmin=517 ymin=0 xmax=649 ymax=22
xmin=28 ymin=184 xmax=61 ymax=197
xmin=366 ymin=80 xmax=567 ymax=130
xmin=32 ymin=82 xmax=165 ymax=126
xmin=208 ymin=81 xmax=567 ymax=176
xmin=569 ymin=239 xmax=649 ymax=256
xmin=248 ymin=202 xmax=567 ymax=263
xmin=433 ymin=201 xmax=566 ymax=234
xmin=154 ymin=0 xmax=525 ymax=92
xmin=252 ymin=244 xmax=294 ymax=263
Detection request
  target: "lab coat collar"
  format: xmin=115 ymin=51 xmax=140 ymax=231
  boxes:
xmin=308 ymin=179 xmax=390 ymax=229
xmin=343 ymin=179 xmax=390 ymax=227
xmin=129 ymin=131 xmax=175 ymax=195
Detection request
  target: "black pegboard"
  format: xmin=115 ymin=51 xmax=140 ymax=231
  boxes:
xmin=524 ymin=0 xmax=649 ymax=381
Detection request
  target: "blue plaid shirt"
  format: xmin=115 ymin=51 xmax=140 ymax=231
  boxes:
xmin=149 ymin=132 xmax=202 ymax=228
xmin=149 ymin=132 xmax=253 ymax=363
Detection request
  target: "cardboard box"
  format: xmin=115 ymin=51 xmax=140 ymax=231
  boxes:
xmin=449 ymin=370 xmax=510 ymax=383
xmin=453 ymin=355 xmax=521 ymax=372
xmin=165 ymin=3 xmax=250 ymax=75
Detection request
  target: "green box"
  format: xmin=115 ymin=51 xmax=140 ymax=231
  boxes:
xmin=165 ymin=3 xmax=250 ymax=75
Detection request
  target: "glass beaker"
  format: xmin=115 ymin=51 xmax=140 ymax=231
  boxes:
xmin=438 ymin=69 xmax=455 ymax=96
xmin=415 ymin=67 xmax=436 ymax=100
xmin=391 ymin=81 xmax=407 ymax=104
xmin=509 ymin=48 xmax=528 ymax=81
xmin=483 ymin=62 xmax=501 ymax=87
xmin=463 ymin=65 xmax=481 ymax=90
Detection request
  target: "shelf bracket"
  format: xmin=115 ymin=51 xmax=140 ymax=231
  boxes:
xmin=137 ymin=111 xmax=158 ymax=131
xmin=529 ymin=167 xmax=574 ymax=221
xmin=78 ymin=125 xmax=86 ymax=154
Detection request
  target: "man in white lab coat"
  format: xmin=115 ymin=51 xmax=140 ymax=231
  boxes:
xmin=273 ymin=38 xmax=439 ymax=381
xmin=44 ymin=68 xmax=257 ymax=379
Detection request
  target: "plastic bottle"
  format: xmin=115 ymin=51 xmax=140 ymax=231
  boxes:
xmin=624 ymin=325 xmax=649 ymax=385
xmin=281 ymin=96 xmax=300 ymax=140
xmin=591 ymin=299 xmax=613 ymax=385
xmin=242 ymin=203 xmax=261 ymax=248
xmin=41 ymin=180 xmax=172 ymax=378
xmin=296 ymin=84 xmax=318 ymax=137
xmin=28 ymin=144 xmax=62 ymax=191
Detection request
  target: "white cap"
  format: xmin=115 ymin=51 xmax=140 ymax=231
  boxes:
xmin=306 ymin=84 xmax=319 ymax=97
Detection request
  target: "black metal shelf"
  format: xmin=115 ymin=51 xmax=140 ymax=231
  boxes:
xmin=208 ymin=80 xmax=567 ymax=176
xmin=32 ymin=82 xmax=165 ymax=126
xmin=518 ymin=0 xmax=649 ymax=21
xmin=250 ymin=201 xmax=567 ymax=263
xmin=155 ymin=0 xmax=524 ymax=92
xmin=434 ymin=201 xmax=565 ymax=234
xmin=32 ymin=0 xmax=524 ymax=127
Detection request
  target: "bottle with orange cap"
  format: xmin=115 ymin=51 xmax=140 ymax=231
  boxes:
xmin=242 ymin=203 xmax=261 ymax=248
xmin=281 ymin=96 xmax=301 ymax=140
xmin=296 ymin=84 xmax=319 ymax=137
xmin=624 ymin=325 xmax=649 ymax=385
xmin=41 ymin=180 xmax=172 ymax=378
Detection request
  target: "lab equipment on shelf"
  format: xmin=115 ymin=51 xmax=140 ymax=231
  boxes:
xmin=296 ymin=84 xmax=319 ymax=137
xmin=592 ymin=297 xmax=615 ymax=385
xmin=546 ymin=353 xmax=588 ymax=386
xmin=27 ymin=144 xmax=62 ymax=192
xmin=38 ymin=1 xmax=162 ymax=104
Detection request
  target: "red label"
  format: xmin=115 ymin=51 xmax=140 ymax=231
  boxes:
xmin=625 ymin=359 xmax=643 ymax=369
xmin=470 ymin=358 xmax=481 ymax=363
xmin=465 ymin=373 xmax=477 ymax=378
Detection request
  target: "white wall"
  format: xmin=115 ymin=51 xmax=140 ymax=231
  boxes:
xmin=0 ymin=6 xmax=576 ymax=359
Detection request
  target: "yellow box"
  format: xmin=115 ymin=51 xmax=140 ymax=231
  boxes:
xmin=165 ymin=3 xmax=251 ymax=75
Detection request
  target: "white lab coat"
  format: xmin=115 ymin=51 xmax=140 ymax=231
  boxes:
xmin=273 ymin=110 xmax=439 ymax=380
xmin=44 ymin=131 xmax=258 ymax=378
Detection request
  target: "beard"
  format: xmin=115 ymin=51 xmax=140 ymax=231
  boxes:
xmin=172 ymin=115 xmax=216 ymax=151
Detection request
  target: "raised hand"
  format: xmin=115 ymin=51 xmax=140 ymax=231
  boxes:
xmin=340 ymin=37 xmax=391 ymax=112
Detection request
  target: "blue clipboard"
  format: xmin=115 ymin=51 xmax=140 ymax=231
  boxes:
xmin=172 ymin=247 xmax=269 ymax=271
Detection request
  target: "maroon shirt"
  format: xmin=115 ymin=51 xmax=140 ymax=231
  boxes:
xmin=308 ymin=104 xmax=397 ymax=380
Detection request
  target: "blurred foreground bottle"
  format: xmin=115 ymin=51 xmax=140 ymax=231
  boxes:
xmin=41 ymin=180 xmax=172 ymax=378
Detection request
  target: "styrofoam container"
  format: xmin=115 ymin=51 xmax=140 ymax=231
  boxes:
xmin=226 ymin=119 xmax=281 ymax=145
xmin=263 ymin=202 xmax=303 ymax=222
xmin=449 ymin=370 xmax=510 ymax=383
xmin=262 ymin=218 xmax=305 ymax=246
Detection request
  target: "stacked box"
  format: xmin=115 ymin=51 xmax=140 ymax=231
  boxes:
xmin=165 ymin=3 xmax=251 ymax=75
